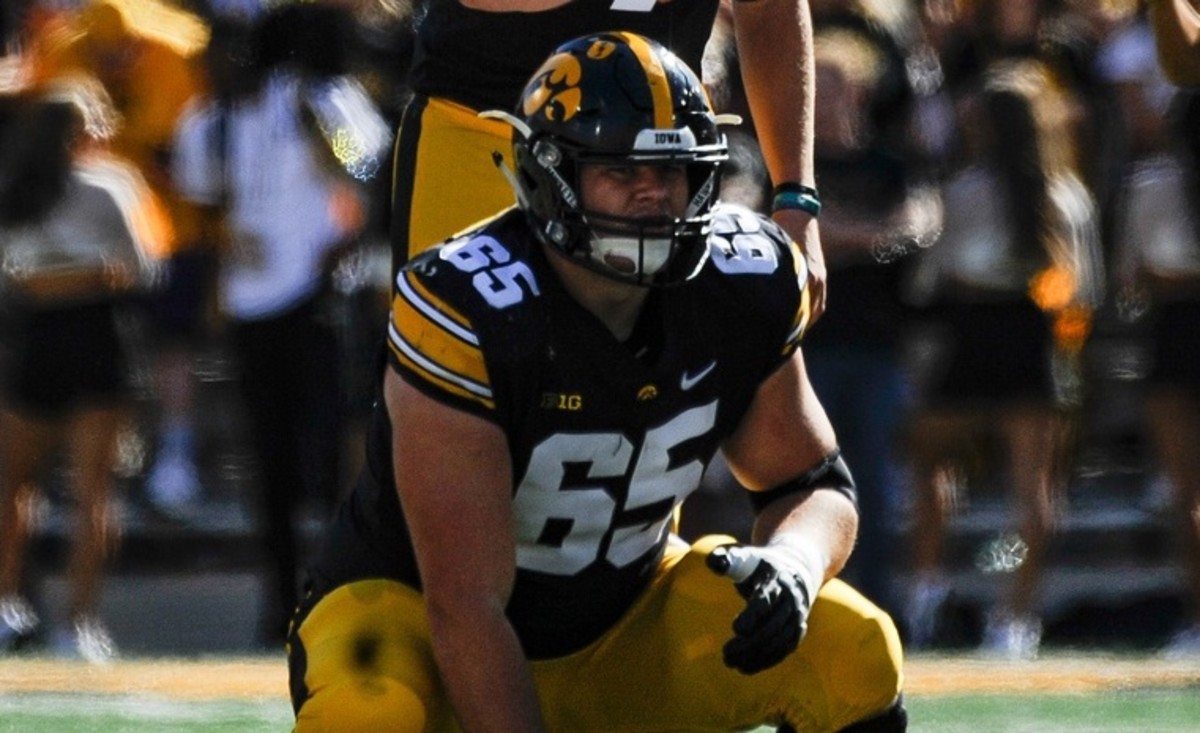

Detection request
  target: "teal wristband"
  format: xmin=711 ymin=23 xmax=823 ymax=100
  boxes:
xmin=771 ymin=190 xmax=821 ymax=217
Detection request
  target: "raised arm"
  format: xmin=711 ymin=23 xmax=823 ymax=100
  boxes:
xmin=385 ymin=369 xmax=548 ymax=732
xmin=731 ymin=0 xmax=826 ymax=321
xmin=1149 ymin=0 xmax=1200 ymax=86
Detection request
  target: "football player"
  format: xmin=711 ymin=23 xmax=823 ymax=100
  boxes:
xmin=390 ymin=0 xmax=826 ymax=323
xmin=288 ymin=32 xmax=905 ymax=732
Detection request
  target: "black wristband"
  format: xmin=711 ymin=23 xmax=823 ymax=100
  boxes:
xmin=771 ymin=181 xmax=819 ymax=198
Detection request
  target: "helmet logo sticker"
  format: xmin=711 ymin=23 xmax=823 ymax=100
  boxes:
xmin=522 ymin=53 xmax=583 ymax=122
xmin=586 ymin=40 xmax=618 ymax=60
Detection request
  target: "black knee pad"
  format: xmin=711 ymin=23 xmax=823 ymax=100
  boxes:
xmin=835 ymin=695 xmax=907 ymax=732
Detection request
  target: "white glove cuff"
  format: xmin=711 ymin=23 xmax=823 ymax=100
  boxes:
xmin=764 ymin=539 xmax=827 ymax=603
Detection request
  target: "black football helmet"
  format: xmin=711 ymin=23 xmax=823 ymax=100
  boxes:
xmin=488 ymin=31 xmax=729 ymax=286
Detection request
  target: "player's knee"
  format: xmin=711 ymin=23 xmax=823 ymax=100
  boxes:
xmin=294 ymin=676 xmax=426 ymax=733
xmin=837 ymin=694 xmax=907 ymax=732
xmin=855 ymin=605 xmax=905 ymax=711
xmin=817 ymin=583 xmax=905 ymax=723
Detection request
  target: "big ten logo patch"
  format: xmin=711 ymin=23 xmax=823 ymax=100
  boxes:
xmin=541 ymin=392 xmax=583 ymax=411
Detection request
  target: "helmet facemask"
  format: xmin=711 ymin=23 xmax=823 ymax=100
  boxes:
xmin=519 ymin=135 xmax=724 ymax=287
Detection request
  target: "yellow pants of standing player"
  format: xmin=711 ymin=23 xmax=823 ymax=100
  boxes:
xmin=289 ymin=535 xmax=904 ymax=733
xmin=390 ymin=94 xmax=517 ymax=268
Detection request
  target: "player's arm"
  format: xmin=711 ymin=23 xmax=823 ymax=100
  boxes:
xmin=730 ymin=0 xmax=826 ymax=322
xmin=711 ymin=348 xmax=857 ymax=674
xmin=385 ymin=368 xmax=549 ymax=732
xmin=1149 ymin=0 xmax=1200 ymax=86
xmin=722 ymin=347 xmax=856 ymax=572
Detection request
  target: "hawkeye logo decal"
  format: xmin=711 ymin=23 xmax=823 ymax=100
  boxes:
xmin=523 ymin=53 xmax=583 ymax=122
xmin=680 ymin=360 xmax=717 ymax=391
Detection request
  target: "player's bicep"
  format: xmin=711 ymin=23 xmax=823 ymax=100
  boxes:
xmin=720 ymin=348 xmax=836 ymax=492
xmin=385 ymin=369 xmax=516 ymax=611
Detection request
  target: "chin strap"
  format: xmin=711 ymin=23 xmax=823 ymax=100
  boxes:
xmin=491 ymin=151 xmax=529 ymax=209
xmin=479 ymin=109 xmax=533 ymax=208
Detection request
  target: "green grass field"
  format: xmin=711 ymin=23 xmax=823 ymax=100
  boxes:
xmin=3 ymin=691 xmax=1199 ymax=732
xmin=2 ymin=653 xmax=1198 ymax=732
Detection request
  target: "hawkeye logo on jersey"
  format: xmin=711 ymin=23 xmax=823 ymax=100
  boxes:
xmin=542 ymin=392 xmax=583 ymax=411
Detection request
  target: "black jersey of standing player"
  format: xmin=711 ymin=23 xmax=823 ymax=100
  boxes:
xmin=309 ymin=204 xmax=811 ymax=659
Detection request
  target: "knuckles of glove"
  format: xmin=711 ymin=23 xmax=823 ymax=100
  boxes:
xmin=708 ymin=548 xmax=811 ymax=675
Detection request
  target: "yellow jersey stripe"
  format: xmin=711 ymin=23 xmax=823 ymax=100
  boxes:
xmin=785 ymin=239 xmax=812 ymax=352
xmin=390 ymin=273 xmax=494 ymax=409
xmin=388 ymin=322 xmax=495 ymax=408
xmin=784 ymin=287 xmax=812 ymax=354
xmin=396 ymin=271 xmax=478 ymax=346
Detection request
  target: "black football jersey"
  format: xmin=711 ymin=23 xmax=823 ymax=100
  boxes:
xmin=309 ymin=205 xmax=810 ymax=658
xmin=410 ymin=0 xmax=720 ymax=112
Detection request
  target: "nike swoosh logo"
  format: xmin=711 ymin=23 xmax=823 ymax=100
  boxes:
xmin=680 ymin=360 xmax=717 ymax=391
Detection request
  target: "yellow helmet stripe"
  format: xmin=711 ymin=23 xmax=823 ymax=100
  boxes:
xmin=617 ymin=31 xmax=674 ymax=129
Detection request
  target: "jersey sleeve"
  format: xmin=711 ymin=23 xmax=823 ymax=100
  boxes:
xmin=780 ymin=233 xmax=813 ymax=357
xmin=388 ymin=263 xmax=497 ymax=418
xmin=708 ymin=204 xmax=813 ymax=363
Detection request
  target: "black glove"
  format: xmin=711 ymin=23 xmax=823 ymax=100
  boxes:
xmin=707 ymin=544 xmax=820 ymax=675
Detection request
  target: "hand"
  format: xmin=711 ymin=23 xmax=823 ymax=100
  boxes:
xmin=707 ymin=543 xmax=818 ymax=675
xmin=772 ymin=208 xmax=825 ymax=326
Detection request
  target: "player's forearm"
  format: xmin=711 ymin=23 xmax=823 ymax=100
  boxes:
xmin=427 ymin=602 xmax=549 ymax=732
xmin=1149 ymin=0 xmax=1200 ymax=85
xmin=731 ymin=0 xmax=815 ymax=188
xmin=751 ymin=486 xmax=858 ymax=584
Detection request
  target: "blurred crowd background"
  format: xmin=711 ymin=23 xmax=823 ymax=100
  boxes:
xmin=1 ymin=0 xmax=1198 ymax=665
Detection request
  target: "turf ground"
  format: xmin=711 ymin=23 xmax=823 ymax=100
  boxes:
xmin=1 ymin=651 xmax=1198 ymax=732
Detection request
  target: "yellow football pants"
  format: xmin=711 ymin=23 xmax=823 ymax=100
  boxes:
xmin=390 ymin=94 xmax=517 ymax=269
xmin=290 ymin=535 xmax=904 ymax=733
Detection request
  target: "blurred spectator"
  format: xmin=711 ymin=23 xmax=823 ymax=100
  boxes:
xmin=26 ymin=0 xmax=214 ymax=516
xmin=801 ymin=23 xmax=942 ymax=628
xmin=171 ymin=3 xmax=389 ymax=644
xmin=1149 ymin=0 xmax=1200 ymax=84
xmin=903 ymin=58 xmax=1104 ymax=659
xmin=1102 ymin=15 xmax=1200 ymax=657
xmin=811 ymin=0 xmax=926 ymax=159
xmin=0 ymin=77 xmax=164 ymax=663
xmin=935 ymin=0 xmax=1124 ymax=209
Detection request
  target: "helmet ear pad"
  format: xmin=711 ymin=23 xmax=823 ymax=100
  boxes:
xmin=509 ymin=31 xmax=728 ymax=287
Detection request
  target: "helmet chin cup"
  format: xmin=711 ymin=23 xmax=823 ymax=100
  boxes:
xmin=590 ymin=233 xmax=671 ymax=278
xmin=545 ymin=209 xmax=711 ymax=287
